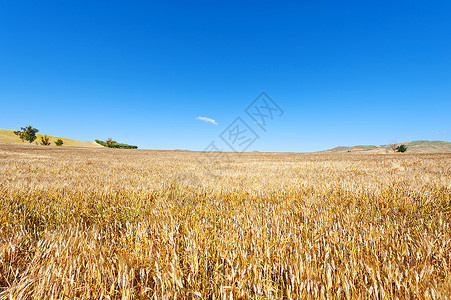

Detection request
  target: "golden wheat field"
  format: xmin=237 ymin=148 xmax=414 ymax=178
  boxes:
xmin=0 ymin=143 xmax=450 ymax=299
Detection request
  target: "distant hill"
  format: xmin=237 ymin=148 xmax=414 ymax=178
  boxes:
xmin=0 ymin=128 xmax=102 ymax=148
xmin=323 ymin=140 xmax=451 ymax=153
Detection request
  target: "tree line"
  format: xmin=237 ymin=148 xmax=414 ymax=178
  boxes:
xmin=95 ymin=138 xmax=138 ymax=149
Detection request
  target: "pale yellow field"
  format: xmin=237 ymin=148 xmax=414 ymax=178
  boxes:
xmin=0 ymin=144 xmax=450 ymax=299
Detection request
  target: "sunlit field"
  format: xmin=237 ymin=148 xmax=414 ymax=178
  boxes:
xmin=0 ymin=144 xmax=450 ymax=299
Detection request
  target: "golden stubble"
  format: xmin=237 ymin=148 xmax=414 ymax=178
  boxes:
xmin=0 ymin=144 xmax=450 ymax=299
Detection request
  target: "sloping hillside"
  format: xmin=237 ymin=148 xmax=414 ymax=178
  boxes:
xmin=0 ymin=128 xmax=102 ymax=148
xmin=324 ymin=140 xmax=451 ymax=153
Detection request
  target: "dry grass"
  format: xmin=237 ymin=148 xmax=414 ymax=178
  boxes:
xmin=0 ymin=128 xmax=102 ymax=148
xmin=0 ymin=143 xmax=450 ymax=299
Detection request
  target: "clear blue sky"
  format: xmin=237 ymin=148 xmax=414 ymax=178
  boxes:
xmin=0 ymin=1 xmax=449 ymax=152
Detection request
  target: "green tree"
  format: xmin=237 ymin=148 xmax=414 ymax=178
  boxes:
xmin=14 ymin=126 xmax=39 ymax=144
xmin=54 ymin=139 xmax=64 ymax=146
xmin=396 ymin=144 xmax=408 ymax=153
xmin=105 ymin=137 xmax=116 ymax=148
xmin=40 ymin=135 xmax=51 ymax=146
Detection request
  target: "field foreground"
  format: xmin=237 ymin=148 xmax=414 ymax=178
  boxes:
xmin=0 ymin=144 xmax=450 ymax=299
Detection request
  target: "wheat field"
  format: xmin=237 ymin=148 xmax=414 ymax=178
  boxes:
xmin=0 ymin=144 xmax=450 ymax=299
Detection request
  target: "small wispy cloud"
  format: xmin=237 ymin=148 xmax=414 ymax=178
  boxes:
xmin=196 ymin=116 xmax=218 ymax=125
xmin=432 ymin=130 xmax=447 ymax=135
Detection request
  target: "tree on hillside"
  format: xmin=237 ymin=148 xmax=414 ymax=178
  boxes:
xmin=40 ymin=135 xmax=51 ymax=146
xmin=105 ymin=137 xmax=116 ymax=148
xmin=396 ymin=144 xmax=408 ymax=153
xmin=14 ymin=126 xmax=39 ymax=144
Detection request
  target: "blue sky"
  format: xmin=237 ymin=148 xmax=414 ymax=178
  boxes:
xmin=0 ymin=1 xmax=449 ymax=152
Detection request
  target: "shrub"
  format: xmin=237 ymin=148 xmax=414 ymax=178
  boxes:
xmin=54 ymin=139 xmax=64 ymax=146
xmin=105 ymin=137 xmax=117 ymax=148
xmin=40 ymin=135 xmax=51 ymax=146
xmin=396 ymin=144 xmax=408 ymax=153
xmin=95 ymin=140 xmax=107 ymax=147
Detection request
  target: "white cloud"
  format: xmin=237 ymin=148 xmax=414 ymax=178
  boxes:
xmin=432 ymin=130 xmax=447 ymax=135
xmin=196 ymin=116 xmax=218 ymax=125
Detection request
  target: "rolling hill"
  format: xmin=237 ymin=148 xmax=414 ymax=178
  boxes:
xmin=323 ymin=140 xmax=451 ymax=153
xmin=0 ymin=128 xmax=102 ymax=148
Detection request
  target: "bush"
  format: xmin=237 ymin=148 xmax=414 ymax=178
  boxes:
xmin=95 ymin=140 xmax=107 ymax=147
xmin=95 ymin=139 xmax=137 ymax=149
xmin=396 ymin=144 xmax=408 ymax=153
xmin=54 ymin=139 xmax=64 ymax=146
xmin=40 ymin=135 xmax=51 ymax=146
